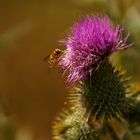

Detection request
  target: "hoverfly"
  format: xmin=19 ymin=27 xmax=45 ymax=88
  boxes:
xmin=43 ymin=48 xmax=64 ymax=68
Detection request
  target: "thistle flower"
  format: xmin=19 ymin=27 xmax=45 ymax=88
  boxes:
xmin=59 ymin=15 xmax=130 ymax=85
xmin=53 ymin=15 xmax=140 ymax=140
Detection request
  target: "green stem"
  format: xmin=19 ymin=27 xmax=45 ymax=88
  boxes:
xmin=105 ymin=122 xmax=120 ymax=140
xmin=116 ymin=115 xmax=131 ymax=136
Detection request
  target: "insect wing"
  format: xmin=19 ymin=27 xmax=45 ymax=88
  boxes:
xmin=43 ymin=54 xmax=50 ymax=62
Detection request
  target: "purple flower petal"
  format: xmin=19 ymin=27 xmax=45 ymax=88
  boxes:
xmin=59 ymin=15 xmax=131 ymax=85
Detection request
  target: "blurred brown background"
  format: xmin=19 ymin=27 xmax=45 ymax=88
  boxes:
xmin=0 ymin=0 xmax=140 ymax=139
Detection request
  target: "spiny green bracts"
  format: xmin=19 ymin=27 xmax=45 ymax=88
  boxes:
xmin=53 ymin=110 xmax=99 ymax=140
xmin=70 ymin=58 xmax=133 ymax=121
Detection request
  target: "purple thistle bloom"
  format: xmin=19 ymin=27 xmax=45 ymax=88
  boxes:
xmin=59 ymin=15 xmax=131 ymax=85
